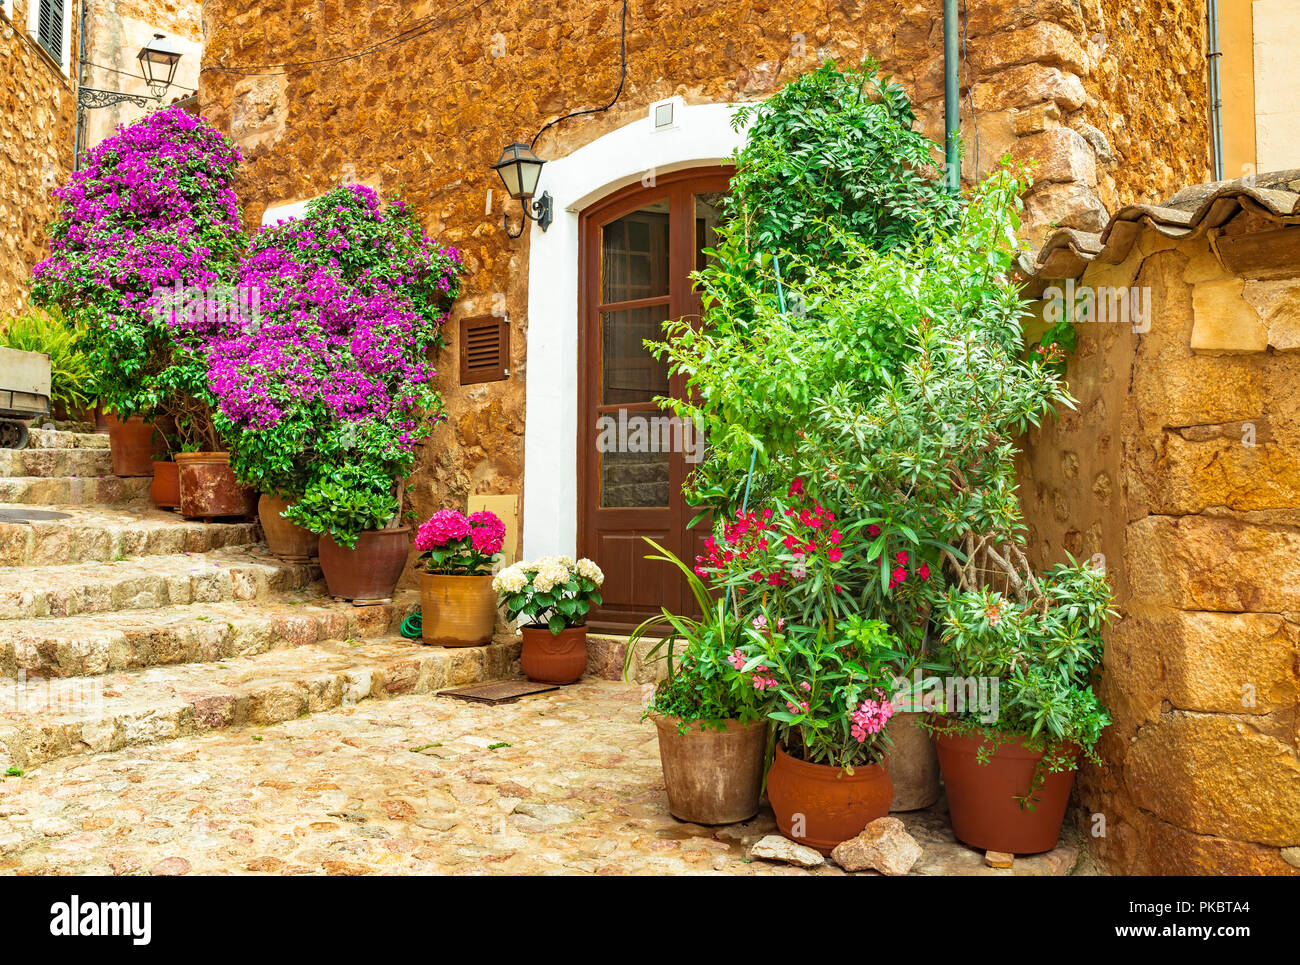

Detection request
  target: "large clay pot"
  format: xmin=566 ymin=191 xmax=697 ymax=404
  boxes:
xmin=318 ymin=526 xmax=411 ymax=605
xmin=888 ymin=711 xmax=941 ymax=811
xmin=150 ymin=460 xmax=180 ymax=510
xmin=653 ymin=715 xmax=767 ymax=825
xmin=766 ymin=743 xmax=894 ymax=855
xmin=934 ymin=729 xmax=1079 ymax=854
xmin=258 ymin=494 xmax=318 ymax=561
xmin=105 ymin=415 xmax=156 ymax=477
xmin=420 ymin=572 xmax=496 ymax=646
xmin=520 ymin=625 xmax=588 ymax=684
xmin=175 ymin=452 xmax=258 ymax=520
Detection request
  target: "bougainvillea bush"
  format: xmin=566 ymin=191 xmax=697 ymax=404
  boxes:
xmin=30 ymin=106 xmax=244 ymax=438
xmin=416 ymin=510 xmax=506 ymax=576
xmin=177 ymin=184 xmax=463 ymax=545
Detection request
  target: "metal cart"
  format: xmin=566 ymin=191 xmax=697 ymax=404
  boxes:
xmin=0 ymin=346 xmax=52 ymax=450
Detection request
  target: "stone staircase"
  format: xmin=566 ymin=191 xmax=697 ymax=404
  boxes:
xmin=0 ymin=426 xmax=519 ymax=773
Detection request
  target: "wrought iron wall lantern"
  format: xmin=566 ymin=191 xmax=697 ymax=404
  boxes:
xmin=491 ymin=142 xmax=553 ymax=238
xmin=77 ymin=34 xmax=184 ymax=166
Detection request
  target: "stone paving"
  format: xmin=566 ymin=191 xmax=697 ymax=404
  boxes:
xmin=0 ymin=679 xmax=1093 ymax=876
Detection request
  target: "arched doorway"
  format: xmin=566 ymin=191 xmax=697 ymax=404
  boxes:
xmin=577 ymin=167 xmax=732 ymax=629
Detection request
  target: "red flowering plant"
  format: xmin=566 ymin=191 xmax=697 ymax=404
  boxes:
xmin=732 ymin=614 xmax=904 ymax=768
xmin=415 ymin=510 xmax=506 ymax=576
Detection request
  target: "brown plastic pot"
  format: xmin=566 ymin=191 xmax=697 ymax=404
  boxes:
xmin=934 ymin=729 xmax=1080 ymax=854
xmin=653 ymin=715 xmax=767 ymax=825
xmin=420 ymin=572 xmax=496 ymax=646
xmin=150 ymin=460 xmax=180 ymax=510
xmin=318 ymin=526 xmax=411 ymax=605
xmin=520 ymin=625 xmax=587 ymax=684
xmin=766 ymin=743 xmax=895 ymax=855
xmin=105 ymin=415 xmax=157 ymax=477
xmin=175 ymin=452 xmax=257 ymax=520
xmin=887 ymin=711 xmax=941 ymax=811
xmin=258 ymin=494 xmax=319 ymax=561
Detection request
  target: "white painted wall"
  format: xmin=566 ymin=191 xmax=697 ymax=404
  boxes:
xmin=521 ymin=99 xmax=752 ymax=560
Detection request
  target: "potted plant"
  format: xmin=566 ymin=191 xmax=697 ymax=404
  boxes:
xmin=179 ymin=185 xmax=463 ymax=585
xmin=29 ymin=108 xmax=245 ymax=483
xmin=494 ymin=555 xmax=604 ymax=684
xmin=736 ymin=614 xmax=903 ymax=854
xmin=627 ymin=539 xmax=767 ymax=825
xmin=415 ymin=509 xmax=505 ymax=646
xmin=927 ymin=559 xmax=1113 ymax=854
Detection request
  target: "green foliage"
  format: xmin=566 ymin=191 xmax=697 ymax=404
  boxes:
xmin=626 ymin=539 xmax=765 ymax=728
xmin=0 ymin=306 xmax=94 ymax=413
xmin=930 ymin=559 xmax=1114 ymax=757
xmin=727 ymin=59 xmax=959 ymax=270
xmin=738 ymin=616 xmax=904 ymax=769
xmin=283 ymin=463 xmax=400 ymax=549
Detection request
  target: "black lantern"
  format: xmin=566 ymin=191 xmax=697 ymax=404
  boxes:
xmin=491 ymin=142 xmax=553 ymax=237
xmin=137 ymin=33 xmax=182 ymax=98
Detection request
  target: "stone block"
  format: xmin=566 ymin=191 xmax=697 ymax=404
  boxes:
xmin=1191 ymin=278 xmax=1268 ymax=354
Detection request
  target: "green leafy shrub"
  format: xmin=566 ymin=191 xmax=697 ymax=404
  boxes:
xmin=0 ymin=306 xmax=94 ymax=414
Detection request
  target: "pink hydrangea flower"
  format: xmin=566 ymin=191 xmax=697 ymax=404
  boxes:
xmin=415 ymin=509 xmax=471 ymax=550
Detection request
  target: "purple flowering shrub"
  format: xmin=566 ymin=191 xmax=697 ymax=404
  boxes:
xmin=29 ymin=107 xmax=244 ymax=430
xmin=179 ymin=184 xmax=463 ymax=546
xmin=415 ymin=509 xmax=506 ymax=575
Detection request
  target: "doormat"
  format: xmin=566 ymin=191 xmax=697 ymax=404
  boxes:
xmin=439 ymin=680 xmax=559 ymax=705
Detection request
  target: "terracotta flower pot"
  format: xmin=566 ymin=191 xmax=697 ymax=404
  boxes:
xmin=175 ymin=452 xmax=258 ymax=520
xmin=420 ymin=572 xmax=496 ymax=647
xmin=887 ymin=711 xmax=941 ymax=811
xmin=150 ymin=460 xmax=180 ymax=510
xmin=258 ymin=494 xmax=319 ymax=561
xmin=653 ymin=715 xmax=767 ymax=825
xmin=105 ymin=415 xmax=157 ymax=477
xmin=520 ymin=625 xmax=587 ymax=684
xmin=934 ymin=729 xmax=1080 ymax=854
xmin=766 ymin=743 xmax=895 ymax=855
xmin=318 ymin=527 xmax=411 ymax=605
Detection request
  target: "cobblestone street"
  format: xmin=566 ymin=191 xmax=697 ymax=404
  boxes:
xmin=0 ymin=680 xmax=1089 ymax=876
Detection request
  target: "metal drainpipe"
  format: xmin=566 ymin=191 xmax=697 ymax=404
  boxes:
xmin=73 ymin=0 xmax=89 ymax=170
xmin=944 ymin=0 xmax=960 ymax=191
xmin=1207 ymin=0 xmax=1225 ymax=181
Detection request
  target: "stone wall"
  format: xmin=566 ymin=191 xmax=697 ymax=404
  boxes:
xmin=0 ymin=0 xmax=79 ymax=316
xmin=1017 ymin=222 xmax=1300 ymax=875
xmin=196 ymin=0 xmax=1213 ymax=525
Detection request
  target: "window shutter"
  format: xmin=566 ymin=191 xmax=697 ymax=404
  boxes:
xmin=37 ymin=0 xmax=64 ymax=65
xmin=459 ymin=315 xmax=509 ymax=384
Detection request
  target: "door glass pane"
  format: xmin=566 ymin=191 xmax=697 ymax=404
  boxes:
xmin=601 ymin=305 xmax=670 ymax=404
xmin=601 ymin=448 xmax=670 ymax=507
xmin=601 ymin=201 xmax=670 ymax=303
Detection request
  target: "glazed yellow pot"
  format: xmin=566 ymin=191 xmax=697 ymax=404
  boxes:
xmin=420 ymin=572 xmax=496 ymax=647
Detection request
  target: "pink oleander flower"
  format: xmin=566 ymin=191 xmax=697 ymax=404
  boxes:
xmin=728 ymin=648 xmax=747 ymax=671
xmin=849 ymin=690 xmax=896 ymax=742
xmin=752 ymin=614 xmax=768 ymax=631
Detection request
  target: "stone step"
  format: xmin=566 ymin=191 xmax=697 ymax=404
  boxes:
xmin=0 ymin=549 xmax=320 ymax=621
xmin=21 ymin=428 xmax=109 ymax=451
xmin=0 ymin=593 xmax=421 ymax=679
xmin=0 ymin=635 xmax=521 ymax=771
xmin=0 ymin=447 xmax=113 ymax=478
xmin=0 ymin=504 xmax=261 ymax=567
xmin=0 ymin=476 xmax=151 ymax=506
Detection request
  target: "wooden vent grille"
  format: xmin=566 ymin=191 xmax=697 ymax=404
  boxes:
xmin=459 ymin=315 xmax=509 ymax=384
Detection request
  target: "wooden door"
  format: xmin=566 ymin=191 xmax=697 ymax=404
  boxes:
xmin=577 ymin=169 xmax=731 ymax=630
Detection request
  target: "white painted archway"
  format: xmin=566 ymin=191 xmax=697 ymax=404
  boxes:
xmin=521 ymin=99 xmax=752 ymax=559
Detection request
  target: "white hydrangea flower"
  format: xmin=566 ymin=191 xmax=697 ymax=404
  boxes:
xmin=576 ymin=558 xmax=604 ymax=586
xmin=492 ymin=564 xmax=529 ymax=594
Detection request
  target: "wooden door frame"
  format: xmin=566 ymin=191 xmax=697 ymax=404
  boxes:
xmin=577 ymin=166 xmax=734 ymax=629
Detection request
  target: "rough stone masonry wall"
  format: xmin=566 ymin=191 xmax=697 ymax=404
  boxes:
xmin=1017 ymin=226 xmax=1300 ymax=875
xmin=196 ymin=0 xmax=1210 ymax=530
xmin=0 ymin=0 xmax=79 ymax=317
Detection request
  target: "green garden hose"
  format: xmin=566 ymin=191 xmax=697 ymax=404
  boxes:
xmin=400 ymin=612 xmax=422 ymax=639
